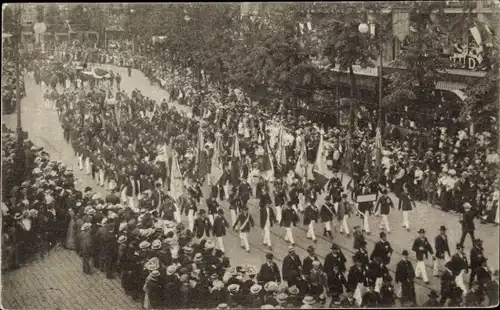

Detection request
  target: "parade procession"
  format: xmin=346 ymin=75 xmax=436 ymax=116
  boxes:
xmin=2 ymin=2 xmax=499 ymax=309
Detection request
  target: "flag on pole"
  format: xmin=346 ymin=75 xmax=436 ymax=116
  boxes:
xmin=294 ymin=135 xmax=308 ymax=180
xmin=375 ymin=126 xmax=382 ymax=175
xmin=275 ymin=124 xmax=288 ymax=173
xmin=169 ymin=151 xmax=184 ymax=201
xmin=312 ymin=132 xmax=333 ymax=188
xmin=229 ymin=133 xmax=241 ymax=185
xmin=260 ymin=141 xmax=275 ymax=181
xmin=210 ymin=133 xmax=224 ymax=185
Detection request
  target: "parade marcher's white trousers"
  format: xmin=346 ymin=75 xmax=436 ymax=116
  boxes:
xmin=174 ymin=206 xmax=181 ymax=223
xmin=402 ymin=211 xmax=410 ymax=229
xmin=324 ymin=221 xmax=332 ymax=232
xmin=121 ymin=188 xmax=127 ymax=203
xmin=433 ymin=252 xmax=451 ymax=275
xmin=284 ymin=227 xmax=294 ymax=244
xmin=187 ymin=210 xmax=195 ymax=232
xmin=275 ymin=206 xmax=282 ymax=223
xmin=291 ymin=204 xmax=299 ymax=214
xmin=415 ymin=260 xmax=429 ymax=282
xmin=208 ymin=214 xmax=215 ymax=226
xmin=239 ymin=232 xmax=250 ymax=251
xmin=223 ymin=182 xmax=229 ymax=200
xmin=340 ymin=216 xmax=350 ymax=234
xmin=98 ymin=169 xmax=105 ymax=186
xmin=379 ymin=214 xmax=391 ymax=232
xmin=263 ymin=223 xmax=272 ymax=246
xmin=307 ymin=221 xmax=317 ymax=241
xmin=216 ymin=236 xmax=225 ymax=252
xmin=354 ymin=283 xmax=365 ymax=306
xmin=230 ymin=209 xmax=237 ymax=227
xmin=85 ymin=158 xmax=92 ymax=175
xmin=298 ymin=194 xmax=305 ymax=212
xmin=77 ymin=154 xmax=83 ymax=170
xmin=363 ymin=211 xmax=371 ymax=232
xmin=455 ymin=270 xmax=468 ymax=296
xmin=375 ymin=277 xmax=383 ymax=293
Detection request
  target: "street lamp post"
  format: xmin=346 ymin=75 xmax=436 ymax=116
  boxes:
xmin=359 ymin=16 xmax=383 ymax=180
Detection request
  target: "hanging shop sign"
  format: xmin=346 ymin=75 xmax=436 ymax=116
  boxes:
xmin=448 ymin=43 xmax=490 ymax=71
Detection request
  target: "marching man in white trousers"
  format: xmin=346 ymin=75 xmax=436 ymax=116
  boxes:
xmin=433 ymin=225 xmax=451 ymax=276
xmin=232 ymin=207 xmax=255 ymax=253
xmin=411 ymin=228 xmax=434 ymax=284
xmin=374 ymin=189 xmax=394 ymax=233
xmin=260 ymin=203 xmax=277 ymax=250
xmin=398 ymin=187 xmax=415 ymax=232
xmin=450 ymin=243 xmax=469 ymax=296
xmin=304 ymin=202 xmax=319 ymax=243
xmin=280 ymin=203 xmax=298 ymax=246
xmin=213 ymin=209 xmax=229 ymax=253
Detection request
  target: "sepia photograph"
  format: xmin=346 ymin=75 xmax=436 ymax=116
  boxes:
xmin=1 ymin=1 xmax=499 ymax=309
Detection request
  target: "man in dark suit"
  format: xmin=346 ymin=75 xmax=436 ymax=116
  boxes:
xmin=193 ymin=209 xmax=212 ymax=240
xmin=347 ymin=253 xmax=367 ymax=306
xmin=302 ymin=246 xmax=322 ymax=276
xmin=212 ymin=209 xmax=229 ymax=253
xmin=440 ymin=262 xmax=457 ymax=305
xmin=324 ymin=243 xmax=347 ymax=274
xmin=260 ymin=202 xmax=277 ymax=250
xmin=459 ymin=202 xmax=476 ymax=247
xmin=105 ymin=187 xmax=121 ymax=205
xmin=257 ymin=253 xmax=281 ymax=284
xmin=395 ymin=250 xmax=416 ymax=306
xmin=398 ymin=187 xmax=415 ymax=231
xmin=485 ymin=270 xmax=499 ymax=306
xmin=411 ymin=228 xmax=434 ymax=284
xmin=450 ymin=243 xmax=469 ymax=295
xmin=469 ymin=239 xmax=484 ymax=287
xmin=370 ymin=231 xmax=393 ymax=266
xmin=238 ymin=178 xmax=252 ymax=206
xmin=150 ymin=181 xmax=165 ymax=214
xmin=433 ymin=225 xmax=451 ymax=277
xmin=282 ymin=246 xmax=302 ymax=287
xmin=206 ymin=194 xmax=219 ymax=225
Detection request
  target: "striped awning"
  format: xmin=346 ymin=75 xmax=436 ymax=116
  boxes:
xmin=435 ymin=81 xmax=468 ymax=91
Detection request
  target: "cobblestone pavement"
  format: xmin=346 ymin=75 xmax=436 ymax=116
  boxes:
xmin=1 ymin=247 xmax=140 ymax=310
xmin=2 ymin=65 xmax=498 ymax=308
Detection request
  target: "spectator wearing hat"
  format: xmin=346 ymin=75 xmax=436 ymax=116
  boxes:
xmin=302 ymin=246 xmax=322 ymax=276
xmin=339 ymin=290 xmax=357 ymax=308
xmin=164 ymin=265 xmax=181 ymax=308
xmin=423 ymin=290 xmax=440 ymax=307
xmin=282 ymin=246 xmax=302 ymax=287
xmin=374 ymin=189 xmax=394 ymax=233
xmin=79 ymin=222 xmax=93 ymax=274
xmin=459 ymin=202 xmax=476 ymax=247
xmin=361 ymin=280 xmax=382 ymax=307
xmin=464 ymin=282 xmax=485 ymax=306
xmin=258 ymin=253 xmax=281 ymax=284
xmin=485 ymin=269 xmax=499 ymax=306
xmin=411 ymin=228 xmax=433 ymax=284
xmin=307 ymin=259 xmax=327 ymax=303
xmin=348 ymin=254 xmax=368 ymax=306
xmin=280 ymin=203 xmax=298 ymax=247
xmin=433 ymin=225 xmax=451 ymax=277
xmin=261 ymin=198 xmax=278 ymax=249
xmin=300 ymin=295 xmax=316 ymax=308
xmin=99 ymin=218 xmax=118 ymax=279
xmin=398 ymin=186 xmax=416 ymax=231
xmin=324 ymin=244 xmax=347 ymax=275
xmin=370 ymin=232 xmax=393 ymax=266
xmin=469 ymin=239 xmax=485 ymax=287
xmin=143 ymin=269 xmax=164 ymax=309
xmin=337 ymin=194 xmax=352 ymax=236
xmin=329 ymin=262 xmax=348 ymax=304
xmin=209 ymin=280 xmax=227 ymax=308
xmin=395 ymin=250 xmax=416 ymax=306
xmin=232 ymin=207 xmax=254 ymax=253
xmin=319 ymin=196 xmax=335 ymax=238
xmin=193 ymin=209 xmax=212 ymax=240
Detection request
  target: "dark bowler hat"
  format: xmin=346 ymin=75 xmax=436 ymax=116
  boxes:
xmin=439 ymin=225 xmax=447 ymax=231
xmin=402 ymin=250 xmax=409 ymax=256
xmin=418 ymin=228 xmax=426 ymax=234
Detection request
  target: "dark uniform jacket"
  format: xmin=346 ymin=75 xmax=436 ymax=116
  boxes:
xmin=280 ymin=207 xmax=298 ymax=228
xmin=434 ymin=234 xmax=451 ymax=259
xmin=260 ymin=206 xmax=277 ymax=228
xmin=375 ymin=195 xmax=393 ymax=215
xmin=449 ymin=253 xmax=469 ymax=275
xmin=257 ymin=262 xmax=281 ymax=283
xmin=282 ymin=253 xmax=302 ymax=283
xmin=347 ymin=265 xmax=367 ymax=291
xmin=302 ymin=255 xmax=322 ymax=275
xmin=411 ymin=237 xmax=434 ymax=261
xmin=232 ymin=213 xmax=255 ymax=232
xmin=193 ymin=217 xmax=212 ymax=238
xmin=395 ymin=259 xmax=415 ymax=283
xmin=370 ymin=240 xmax=393 ymax=265
xmin=303 ymin=204 xmax=319 ymax=225
xmin=324 ymin=251 xmax=347 ymax=273
xmin=470 ymin=245 xmax=485 ymax=271
xmin=212 ymin=215 xmax=229 ymax=237
xmin=320 ymin=202 xmax=336 ymax=222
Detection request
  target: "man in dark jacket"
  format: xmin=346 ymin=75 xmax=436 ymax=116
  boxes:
xmin=282 ymin=246 xmax=302 ymax=287
xmin=469 ymin=239 xmax=484 ymax=287
xmin=398 ymin=187 xmax=415 ymax=231
xmin=395 ymin=250 xmax=416 ymax=306
xmin=411 ymin=228 xmax=434 ymax=284
xmin=193 ymin=209 xmax=211 ymax=239
xmin=100 ymin=222 xmax=117 ymax=279
xmin=433 ymin=225 xmax=451 ymax=277
xmin=213 ymin=209 xmax=229 ymax=253
xmin=370 ymin=231 xmax=393 ymax=266
xmin=257 ymin=253 xmax=281 ymax=284
xmin=302 ymin=246 xmax=322 ymax=276
xmin=261 ymin=201 xmax=277 ymax=250
xmin=459 ymin=202 xmax=476 ymax=247
xmin=79 ymin=223 xmax=93 ymax=274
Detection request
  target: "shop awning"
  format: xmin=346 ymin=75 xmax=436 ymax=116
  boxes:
xmin=435 ymin=81 xmax=468 ymax=100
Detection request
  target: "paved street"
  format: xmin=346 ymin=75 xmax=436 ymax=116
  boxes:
xmin=2 ymin=65 xmax=498 ymax=308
